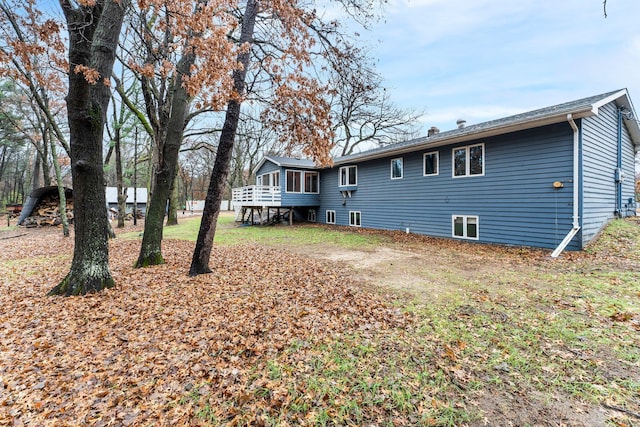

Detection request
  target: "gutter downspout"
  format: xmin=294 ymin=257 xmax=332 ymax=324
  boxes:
xmin=615 ymin=108 xmax=623 ymax=217
xmin=551 ymin=114 xmax=581 ymax=258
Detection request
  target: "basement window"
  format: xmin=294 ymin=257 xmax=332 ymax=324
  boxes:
xmin=349 ymin=211 xmax=361 ymax=227
xmin=326 ymin=210 xmax=336 ymax=224
xmin=452 ymin=215 xmax=478 ymax=240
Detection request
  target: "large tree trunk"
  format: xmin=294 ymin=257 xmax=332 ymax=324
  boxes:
xmin=135 ymin=52 xmax=194 ymax=267
xmin=189 ymin=0 xmax=257 ymax=276
xmin=49 ymin=0 xmax=128 ymax=296
xmin=165 ymin=164 xmax=179 ymax=226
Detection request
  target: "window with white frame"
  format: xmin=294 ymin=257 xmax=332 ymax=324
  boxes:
xmin=286 ymin=170 xmax=302 ymax=193
xmin=423 ymin=151 xmax=439 ymax=176
xmin=286 ymin=170 xmax=319 ymax=193
xmin=452 ymin=215 xmax=479 ymax=240
xmin=391 ymin=157 xmax=403 ymax=179
xmin=270 ymin=171 xmax=280 ymax=186
xmin=339 ymin=165 xmax=357 ymax=186
xmin=308 ymin=209 xmax=316 ymax=222
xmin=326 ymin=210 xmax=336 ymax=224
xmin=453 ymin=143 xmax=484 ymax=177
xmin=349 ymin=211 xmax=361 ymax=227
xmin=259 ymin=171 xmax=279 ymax=186
xmin=304 ymin=171 xmax=319 ymax=193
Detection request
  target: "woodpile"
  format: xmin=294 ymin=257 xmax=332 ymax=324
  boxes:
xmin=22 ymin=194 xmax=74 ymax=228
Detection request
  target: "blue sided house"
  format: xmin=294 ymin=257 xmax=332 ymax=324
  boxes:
xmin=233 ymin=89 xmax=639 ymax=256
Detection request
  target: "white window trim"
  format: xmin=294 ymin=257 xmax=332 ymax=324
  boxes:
xmin=258 ymin=171 xmax=279 ymax=187
xmin=349 ymin=210 xmax=361 ymax=227
xmin=452 ymin=143 xmax=485 ymax=178
xmin=270 ymin=171 xmax=280 ymax=187
xmin=339 ymin=165 xmax=357 ymax=187
xmin=390 ymin=157 xmax=403 ymax=180
xmin=326 ymin=210 xmax=336 ymax=224
xmin=303 ymin=171 xmax=320 ymax=194
xmin=285 ymin=169 xmax=303 ymax=193
xmin=423 ymin=151 xmax=439 ymax=176
xmin=452 ymin=215 xmax=479 ymax=240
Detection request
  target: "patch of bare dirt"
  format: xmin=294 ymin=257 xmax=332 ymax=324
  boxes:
xmin=295 ymin=234 xmax=550 ymax=302
xmin=288 ymin=227 xmax=639 ymax=427
xmin=469 ymin=390 xmax=609 ymax=427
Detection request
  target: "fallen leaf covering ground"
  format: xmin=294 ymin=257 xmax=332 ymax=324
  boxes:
xmin=0 ymin=229 xmax=414 ymax=426
xmin=1 ymin=218 xmax=640 ymax=426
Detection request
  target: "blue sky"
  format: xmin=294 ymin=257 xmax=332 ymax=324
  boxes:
xmin=356 ymin=0 xmax=640 ymax=134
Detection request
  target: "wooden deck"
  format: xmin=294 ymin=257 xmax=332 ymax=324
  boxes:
xmin=232 ymin=185 xmax=281 ymax=207
xmin=232 ymin=186 xmax=293 ymax=224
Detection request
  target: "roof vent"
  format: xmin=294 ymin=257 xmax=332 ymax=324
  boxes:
xmin=427 ymin=126 xmax=440 ymax=137
xmin=456 ymin=119 xmax=466 ymax=129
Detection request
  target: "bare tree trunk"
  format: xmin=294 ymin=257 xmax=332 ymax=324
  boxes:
xmin=115 ymin=129 xmax=126 ymax=228
xmin=165 ymin=163 xmax=179 ymax=226
xmin=40 ymin=129 xmax=51 ymax=186
xmin=49 ymin=0 xmax=128 ymax=296
xmin=48 ymin=127 xmax=70 ymax=237
xmin=135 ymin=51 xmax=194 ymax=267
xmin=189 ymin=0 xmax=257 ymax=275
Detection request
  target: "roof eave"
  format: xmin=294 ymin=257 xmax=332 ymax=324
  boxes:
xmin=334 ymin=108 xmax=596 ymax=165
xmin=611 ymin=91 xmax=640 ymax=147
xmin=625 ymin=118 xmax=640 ymax=149
xmin=252 ymin=155 xmax=281 ymax=175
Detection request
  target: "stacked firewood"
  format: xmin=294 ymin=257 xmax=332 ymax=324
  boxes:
xmin=22 ymin=194 xmax=74 ymax=227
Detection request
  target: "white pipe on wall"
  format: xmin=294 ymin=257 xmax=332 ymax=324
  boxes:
xmin=551 ymin=114 xmax=581 ymax=258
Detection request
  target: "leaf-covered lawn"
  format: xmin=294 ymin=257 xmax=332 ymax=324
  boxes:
xmin=1 ymin=217 xmax=639 ymax=426
xmin=0 ymin=232 xmax=414 ymax=425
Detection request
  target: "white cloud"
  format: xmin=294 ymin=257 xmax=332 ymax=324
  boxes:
xmin=354 ymin=0 xmax=640 ymax=135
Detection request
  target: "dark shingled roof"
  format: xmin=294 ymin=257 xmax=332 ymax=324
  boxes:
xmin=264 ymin=155 xmax=316 ymax=168
xmin=252 ymin=155 xmax=317 ymax=173
xmin=335 ymin=89 xmax=637 ymax=165
xmin=254 ymin=89 xmax=638 ymax=170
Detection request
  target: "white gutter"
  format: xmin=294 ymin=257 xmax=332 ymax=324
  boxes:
xmin=333 ymin=107 xmax=597 ymax=166
xmin=551 ymin=114 xmax=581 ymax=258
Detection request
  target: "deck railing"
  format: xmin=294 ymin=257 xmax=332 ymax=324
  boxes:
xmin=232 ymin=185 xmax=281 ymax=205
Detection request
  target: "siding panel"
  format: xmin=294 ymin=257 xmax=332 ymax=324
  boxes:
xmin=256 ymin=161 xmax=279 ymax=176
xmin=281 ymin=168 xmax=320 ymax=206
xmin=320 ymin=122 xmax=579 ymax=250
xmin=582 ymin=102 xmax=637 ymax=245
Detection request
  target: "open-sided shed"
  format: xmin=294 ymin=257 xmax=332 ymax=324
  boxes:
xmin=17 ymin=186 xmax=74 ymax=227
